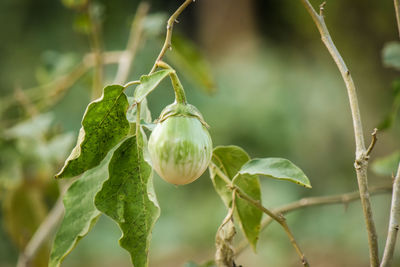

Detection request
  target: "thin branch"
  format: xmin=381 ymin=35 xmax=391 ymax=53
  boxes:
xmin=299 ymin=1 xmax=379 ymax=265
xmin=1 ymin=51 xmax=123 ymax=118
xmin=149 ymin=0 xmax=194 ymax=73
xmin=14 ymin=85 xmax=39 ymax=117
xmin=381 ymin=163 xmax=400 ymax=267
xmin=319 ymin=2 xmax=326 ymax=16
xmin=235 ymin=188 xmax=309 ymax=267
xmin=235 ymin=185 xmax=392 ymax=256
xmin=394 ymin=0 xmax=400 ymax=39
xmin=124 ymin=80 xmax=140 ymax=89
xmin=16 ymin=198 xmax=64 ymax=267
xmin=218 ymin=189 xmax=237 ymax=231
xmin=114 ymin=2 xmax=149 ymax=84
xmin=366 ymin=128 xmax=378 ymax=156
xmin=210 ymin=164 xmax=309 ymax=267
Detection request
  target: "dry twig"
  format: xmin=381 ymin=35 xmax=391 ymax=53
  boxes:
xmin=300 ymin=1 xmax=379 ymax=265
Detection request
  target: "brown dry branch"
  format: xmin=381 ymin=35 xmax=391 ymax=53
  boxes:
xmin=235 ymin=185 xmax=392 ymax=256
xmin=300 ymin=1 xmax=379 ymax=265
xmin=215 ymin=189 xmax=237 ymax=267
xmin=210 ymin=163 xmax=309 ymax=267
xmin=149 ymin=0 xmax=194 ymax=73
xmin=380 ymin=164 xmax=400 ymax=267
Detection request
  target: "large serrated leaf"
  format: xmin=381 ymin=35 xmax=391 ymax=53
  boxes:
xmin=210 ymin=145 xmax=261 ymax=251
xmin=49 ymin=145 xmax=117 ymax=267
xmin=239 ymin=158 xmax=311 ymax=188
xmin=134 ymin=70 xmax=173 ymax=103
xmin=166 ymin=34 xmax=216 ymax=94
xmin=95 ymin=135 xmax=160 ymax=267
xmin=55 ymin=85 xmax=130 ymax=179
xmin=372 ymin=150 xmax=400 ymax=176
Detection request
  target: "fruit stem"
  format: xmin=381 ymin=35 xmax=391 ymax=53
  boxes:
xmin=156 ymin=61 xmax=187 ymax=105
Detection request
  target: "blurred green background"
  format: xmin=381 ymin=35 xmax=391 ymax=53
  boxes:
xmin=1 ymin=0 xmax=400 ymax=266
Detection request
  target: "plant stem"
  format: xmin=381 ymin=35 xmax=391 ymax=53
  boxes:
xmin=381 ymin=163 xmax=400 ymax=267
xmin=136 ymin=102 xmax=141 ymax=136
xmin=395 ymin=0 xmax=400 ymax=39
xmin=215 ymin=189 xmax=237 ymax=267
xmin=149 ymin=0 xmax=194 ymax=74
xmin=235 ymin=184 xmax=392 ymax=256
xmin=235 ymin=187 xmax=309 ymax=267
xmin=114 ymin=2 xmax=149 ymax=84
xmin=156 ymin=61 xmax=187 ymax=104
xmin=16 ymin=198 xmax=64 ymax=267
xmin=124 ymin=80 xmax=140 ymax=89
xmin=299 ymin=1 xmax=379 ymax=265
xmin=210 ymin=164 xmax=309 ymax=267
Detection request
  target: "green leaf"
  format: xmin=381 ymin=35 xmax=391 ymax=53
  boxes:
xmin=95 ymin=135 xmax=160 ymax=267
xmin=372 ymin=150 xmax=400 ymax=176
xmin=49 ymin=146 xmax=117 ymax=267
xmin=134 ymin=70 xmax=173 ymax=103
xmin=55 ymin=85 xmax=130 ymax=179
xmin=166 ymin=34 xmax=216 ymax=94
xmin=383 ymin=42 xmax=400 ymax=70
xmin=239 ymin=158 xmax=312 ymax=188
xmin=210 ymin=145 xmax=262 ymax=251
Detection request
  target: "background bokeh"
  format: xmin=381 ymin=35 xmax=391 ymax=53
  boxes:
xmin=1 ymin=0 xmax=400 ymax=266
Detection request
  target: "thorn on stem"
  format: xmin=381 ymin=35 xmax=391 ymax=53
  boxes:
xmin=175 ymin=19 xmax=179 ymax=23
xmin=319 ymin=1 xmax=326 ymax=16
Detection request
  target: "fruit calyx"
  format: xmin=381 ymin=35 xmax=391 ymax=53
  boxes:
xmin=156 ymin=102 xmax=209 ymax=128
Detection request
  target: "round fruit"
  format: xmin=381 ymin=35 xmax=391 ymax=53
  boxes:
xmin=148 ymin=103 xmax=212 ymax=185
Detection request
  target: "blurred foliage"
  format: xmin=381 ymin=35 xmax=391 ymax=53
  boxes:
xmin=372 ymin=150 xmax=400 ymax=176
xmin=166 ymin=34 xmax=216 ymax=94
xmin=0 ymin=0 xmax=400 ymax=266
xmin=383 ymin=41 xmax=400 ymax=70
xmin=0 ymin=113 xmax=74 ymax=266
